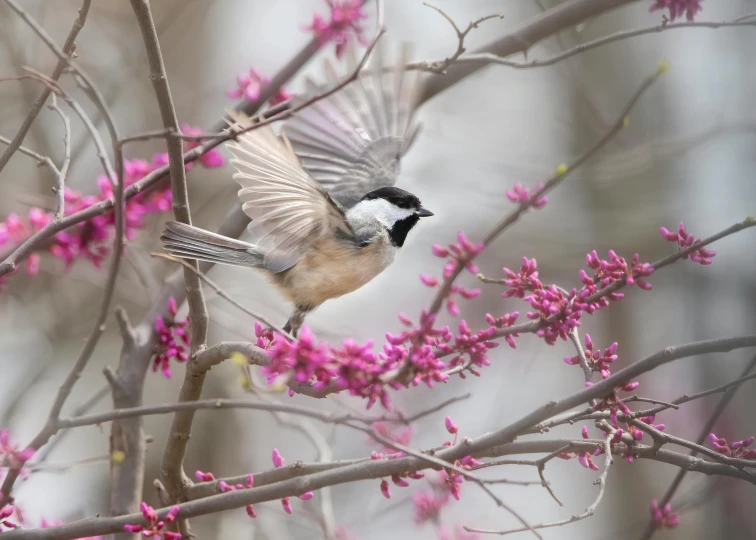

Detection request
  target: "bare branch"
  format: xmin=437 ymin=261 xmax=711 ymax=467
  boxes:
xmin=46 ymin=94 xmax=71 ymax=218
xmin=0 ymin=0 xmax=91 ymax=173
xmin=425 ymin=15 xmax=756 ymax=71
xmin=420 ymin=3 xmax=504 ymax=74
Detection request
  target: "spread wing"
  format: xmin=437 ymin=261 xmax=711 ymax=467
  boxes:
xmin=283 ymin=42 xmax=422 ymax=208
xmin=225 ymin=112 xmax=353 ymax=273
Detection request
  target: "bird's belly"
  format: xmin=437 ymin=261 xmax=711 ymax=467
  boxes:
xmin=276 ymin=239 xmax=398 ymax=309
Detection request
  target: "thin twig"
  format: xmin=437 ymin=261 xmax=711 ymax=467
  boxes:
xmin=638 ymin=353 xmax=756 ymax=539
xmin=465 ymin=435 xmax=613 ymax=535
xmin=426 ymin=65 xmax=665 ymax=318
xmin=46 ymin=94 xmax=71 ymax=218
xmin=420 ymin=15 xmax=756 ymax=71
xmin=421 ymin=3 xmax=504 ymax=74
xmin=0 ymin=0 xmax=91 ymax=174
xmin=151 ymin=252 xmax=289 ymax=338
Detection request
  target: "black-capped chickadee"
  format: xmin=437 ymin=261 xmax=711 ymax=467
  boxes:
xmin=160 ymin=44 xmax=432 ymax=334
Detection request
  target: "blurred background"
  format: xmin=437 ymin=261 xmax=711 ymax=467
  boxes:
xmin=0 ymin=0 xmax=755 ymax=538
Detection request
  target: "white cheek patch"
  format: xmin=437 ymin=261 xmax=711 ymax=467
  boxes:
xmin=350 ymin=199 xmax=415 ymax=227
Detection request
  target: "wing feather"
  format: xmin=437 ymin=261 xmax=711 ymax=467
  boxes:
xmin=225 ymin=112 xmax=352 ymax=273
xmin=284 ymin=42 xmax=421 ymax=208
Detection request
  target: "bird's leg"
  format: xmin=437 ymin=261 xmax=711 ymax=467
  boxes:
xmin=282 ymin=306 xmax=310 ymax=338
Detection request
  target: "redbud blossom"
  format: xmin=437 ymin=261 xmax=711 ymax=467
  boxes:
xmin=272 ymin=448 xmax=286 ymax=468
xmin=0 ymin=505 xmax=17 ymax=531
xmin=709 ymin=433 xmax=756 ymax=459
xmin=124 ymin=503 xmax=180 ymax=539
xmin=194 ymin=470 xmax=215 ymax=482
xmin=305 ymin=0 xmax=369 ymax=59
xmin=227 ymin=68 xmax=291 ymax=105
xmin=505 ymin=182 xmax=547 ymax=209
xmin=659 ymin=222 xmax=716 ymax=265
xmin=650 ymin=499 xmax=680 ymax=528
xmin=153 ymin=297 xmax=189 ymax=378
xmin=380 ymin=478 xmax=391 ymax=499
xmin=445 ymin=416 xmax=459 ymax=434
xmin=649 ymin=0 xmax=702 ymax=21
xmin=281 ymin=497 xmax=293 ymax=514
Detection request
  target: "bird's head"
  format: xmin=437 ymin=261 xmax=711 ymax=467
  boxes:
xmin=351 ymin=186 xmax=433 ymax=247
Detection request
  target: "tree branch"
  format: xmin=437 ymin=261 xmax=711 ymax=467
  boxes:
xmin=0 ymin=0 xmax=91 ymax=174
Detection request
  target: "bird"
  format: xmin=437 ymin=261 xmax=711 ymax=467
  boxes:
xmin=160 ymin=43 xmax=431 ymax=336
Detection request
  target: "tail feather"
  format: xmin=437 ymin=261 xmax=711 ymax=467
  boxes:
xmin=160 ymin=221 xmax=263 ymax=268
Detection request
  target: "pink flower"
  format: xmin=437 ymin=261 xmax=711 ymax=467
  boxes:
xmin=412 ymin=490 xmax=450 ymax=524
xmin=153 ymin=297 xmax=190 ymax=378
xmin=709 ymin=433 xmax=756 ymax=459
xmin=650 ymin=499 xmax=680 ymax=528
xmin=564 ymin=334 xmax=618 ymax=379
xmin=0 ymin=429 xmax=34 ymax=477
xmin=380 ymin=478 xmax=391 ymax=499
xmin=195 ymin=470 xmax=215 ymax=482
xmin=649 ymin=0 xmax=702 ymax=21
xmin=305 ymin=0 xmax=369 ymax=59
xmin=660 ymin=222 xmax=715 ymax=265
xmin=272 ymin=448 xmax=286 ymax=468
xmin=0 ymin=505 xmax=17 ymax=531
xmin=124 ymin=503 xmax=180 ymax=539
xmin=178 ymin=124 xmax=225 ymax=170
xmin=505 ymin=182 xmax=547 ymax=209
xmin=445 ymin=416 xmax=458 ymax=435
xmin=227 ymin=68 xmax=292 ymax=106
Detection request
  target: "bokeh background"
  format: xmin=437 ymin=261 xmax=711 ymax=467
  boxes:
xmin=1 ymin=0 xmax=755 ymax=538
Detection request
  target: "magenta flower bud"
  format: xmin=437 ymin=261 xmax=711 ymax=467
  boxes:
xmin=581 ymin=426 xmax=589 ymax=439
xmin=219 ymin=481 xmax=231 ymax=492
xmin=272 ymin=448 xmax=285 ymax=468
xmin=123 ymin=525 xmax=143 ymax=533
xmin=745 ymin=436 xmax=755 ymax=447
xmin=298 ymin=491 xmax=314 ymax=500
xmin=281 ymin=497 xmax=293 ymax=514
xmin=195 ymin=470 xmax=215 ymax=482
xmin=431 ymin=244 xmax=449 ymax=258
xmin=391 ymin=474 xmax=409 ymax=487
xmin=246 ymin=504 xmax=257 ymax=518
xmin=623 ymin=382 xmax=640 ymax=391
xmin=380 ymin=479 xmax=391 ymax=499
xmin=653 ymin=424 xmax=666 ymax=431
xmin=445 ymin=416 xmax=459 ymax=435
xmin=420 ymin=274 xmax=439 ymax=287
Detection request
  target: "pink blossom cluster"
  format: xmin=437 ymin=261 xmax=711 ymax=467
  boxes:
xmin=484 ymin=311 xmax=520 ymax=349
xmin=305 ymin=0 xmax=369 ymax=58
xmin=564 ymin=334 xmax=617 ymax=379
xmin=0 ymin=133 xmax=224 ymax=292
xmin=424 ymin=233 xmax=484 ymax=317
xmin=123 ymin=503 xmax=180 ymax=539
xmin=227 ymin=68 xmax=292 ymax=106
xmin=0 ymin=429 xmax=34 ymax=482
xmin=649 ymin=0 xmax=702 ymax=21
xmin=505 ymin=182 xmax=547 ymax=209
xmin=443 ymin=319 xmax=499 ymax=379
xmin=153 ymin=297 xmax=189 ymax=378
xmin=499 ymin=250 xmax=653 ymax=345
xmin=263 ymin=309 xmax=512 ymax=408
xmin=0 ymin=208 xmax=50 ymax=290
xmin=650 ymin=499 xmax=680 ymax=529
xmin=0 ymin=505 xmax=16 ymax=531
xmin=708 ymin=433 xmax=756 ymax=459
xmin=660 ymin=222 xmax=715 ymax=265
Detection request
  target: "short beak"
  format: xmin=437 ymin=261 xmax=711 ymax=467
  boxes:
xmin=417 ymin=207 xmax=434 ymax=218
